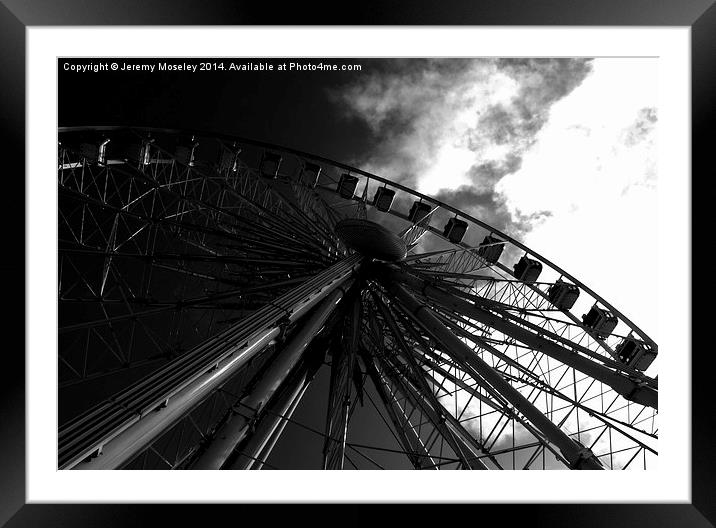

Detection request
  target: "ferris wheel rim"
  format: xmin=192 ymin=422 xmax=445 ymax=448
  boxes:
xmin=58 ymin=125 xmax=657 ymax=352
xmin=57 ymin=126 xmax=658 ymax=470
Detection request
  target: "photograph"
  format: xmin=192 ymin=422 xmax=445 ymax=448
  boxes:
xmin=56 ymin=56 xmax=659 ymax=471
xmin=0 ymin=0 xmax=708 ymax=522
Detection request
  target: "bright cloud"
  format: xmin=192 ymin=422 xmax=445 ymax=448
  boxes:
xmin=498 ymin=58 xmax=658 ymax=337
xmin=333 ymin=57 xmax=658 ymax=337
xmin=332 ymin=59 xmax=593 ymax=237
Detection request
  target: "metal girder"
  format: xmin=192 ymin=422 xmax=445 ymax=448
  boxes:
xmin=381 ymin=266 xmax=657 ymax=409
xmin=417 ymin=355 xmax=569 ymax=467
xmin=359 ymin=348 xmax=438 ymax=470
xmin=399 ymin=331 xmax=591 ymax=470
xmin=249 ymin=382 xmax=307 ymax=470
xmin=376 ymin=351 xmax=489 ymax=470
xmin=378 ymin=278 xmax=604 ymax=470
xmin=322 ymin=293 xmax=362 ymax=470
xmin=367 ymin=346 xmax=485 ymax=470
xmin=108 ymin=156 xmax=331 ymax=256
xmin=227 ymin=358 xmax=317 ymax=470
xmin=65 ymin=328 xmax=277 ymax=470
xmin=229 ymin=306 xmax=343 ymax=470
xmin=62 ymin=256 xmax=361 ymax=470
xmin=382 ymin=301 xmax=511 ymax=469
xmin=190 ymin=280 xmax=354 ymax=470
xmin=369 ymin=293 xmax=488 ymax=469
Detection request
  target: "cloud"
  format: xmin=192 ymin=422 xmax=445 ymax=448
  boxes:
xmin=331 ymin=58 xmax=593 ymax=238
xmin=434 ymin=185 xmax=552 ymax=239
xmin=622 ymin=107 xmax=657 ymax=147
xmin=495 ymin=58 xmax=659 ymax=338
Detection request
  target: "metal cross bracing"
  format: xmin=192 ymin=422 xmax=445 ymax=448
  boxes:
xmin=362 ymin=294 xmax=493 ymax=470
xmin=59 ymin=260 xmax=360 ymax=469
xmin=58 ymin=127 xmax=658 ymax=470
xmin=394 ymin=221 xmax=656 ymax=360
xmin=404 ymin=259 xmax=654 ymax=376
xmin=58 ymin=135 xmax=343 ymax=392
xmin=321 ymin=292 xmax=363 ymax=470
xmin=390 ymin=272 xmax=658 ymax=407
xmin=125 ymin=296 xmax=345 ymax=470
xmin=364 ymin=268 xmax=657 ymax=469
xmin=122 ymin=344 xmax=280 ymax=470
xmin=364 ymin=286 xmax=562 ymax=469
xmin=401 ymin=269 xmax=655 ymax=383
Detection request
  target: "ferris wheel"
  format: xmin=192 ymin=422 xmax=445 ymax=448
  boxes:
xmin=57 ymin=126 xmax=658 ymax=471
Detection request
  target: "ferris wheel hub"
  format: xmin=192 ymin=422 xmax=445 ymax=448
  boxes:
xmin=336 ymin=219 xmax=407 ymax=262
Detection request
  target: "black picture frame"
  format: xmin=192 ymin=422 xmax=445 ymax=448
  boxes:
xmin=1 ymin=1 xmax=710 ymax=526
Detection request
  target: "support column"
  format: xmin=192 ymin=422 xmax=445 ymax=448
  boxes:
xmin=191 ymin=281 xmax=353 ymax=470
xmin=229 ymin=359 xmax=316 ymax=470
xmin=64 ymin=256 xmax=361 ymax=470
xmin=249 ymin=384 xmax=307 ymax=470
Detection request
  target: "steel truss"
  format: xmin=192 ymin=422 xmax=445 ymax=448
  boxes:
xmin=58 ymin=127 xmax=658 ymax=470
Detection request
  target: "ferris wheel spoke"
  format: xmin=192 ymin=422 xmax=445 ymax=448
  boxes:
xmin=360 ymin=314 xmax=455 ymax=469
xmin=397 ymin=325 xmax=563 ymax=469
xmin=384 ymin=266 xmax=657 ymax=409
xmin=414 ymin=284 xmax=620 ymax=373
xmin=156 ymin=185 xmax=327 ymax=257
xmin=59 ymin=248 xmax=323 ymax=290
xmin=59 ymin=356 xmax=170 ymax=389
xmin=210 ymin=188 xmax=331 ymax=255
xmin=60 ymin=183 xmax=325 ymax=262
xmin=410 ymin=256 xmax=642 ymax=363
xmin=375 ymin=295 xmax=523 ymax=466
xmin=430 ymin=301 xmax=658 ymax=447
xmin=365 ymin=349 xmax=460 ymax=469
xmin=372 ymin=312 xmax=490 ymax=469
xmin=379 ymin=278 xmax=604 ymax=469
xmin=359 ymin=354 xmax=435 ymax=470
xmin=414 ymin=272 xmax=629 ymax=367
xmin=263 ymin=181 xmax=346 ymax=254
xmin=362 ymin=306 xmax=492 ymax=470
xmin=322 ymin=293 xmax=362 ymax=470
xmin=289 ymin=183 xmax=344 ymax=242
xmin=428 ymin=309 xmax=544 ymax=382
xmin=405 ymin=248 xmax=491 ymax=282
xmin=60 ymin=157 xmax=335 ymax=267
xmin=202 ymin=169 xmax=335 ymax=247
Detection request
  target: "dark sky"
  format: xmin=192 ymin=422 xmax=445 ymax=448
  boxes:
xmin=58 ymin=57 xmax=413 ymax=469
xmin=59 ymin=57 xmax=381 ymax=168
xmin=59 ymin=57 xmax=597 ymax=240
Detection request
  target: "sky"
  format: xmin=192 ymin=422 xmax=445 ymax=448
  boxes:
xmin=58 ymin=56 xmax=659 ymax=468
xmin=327 ymin=58 xmax=658 ymax=340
